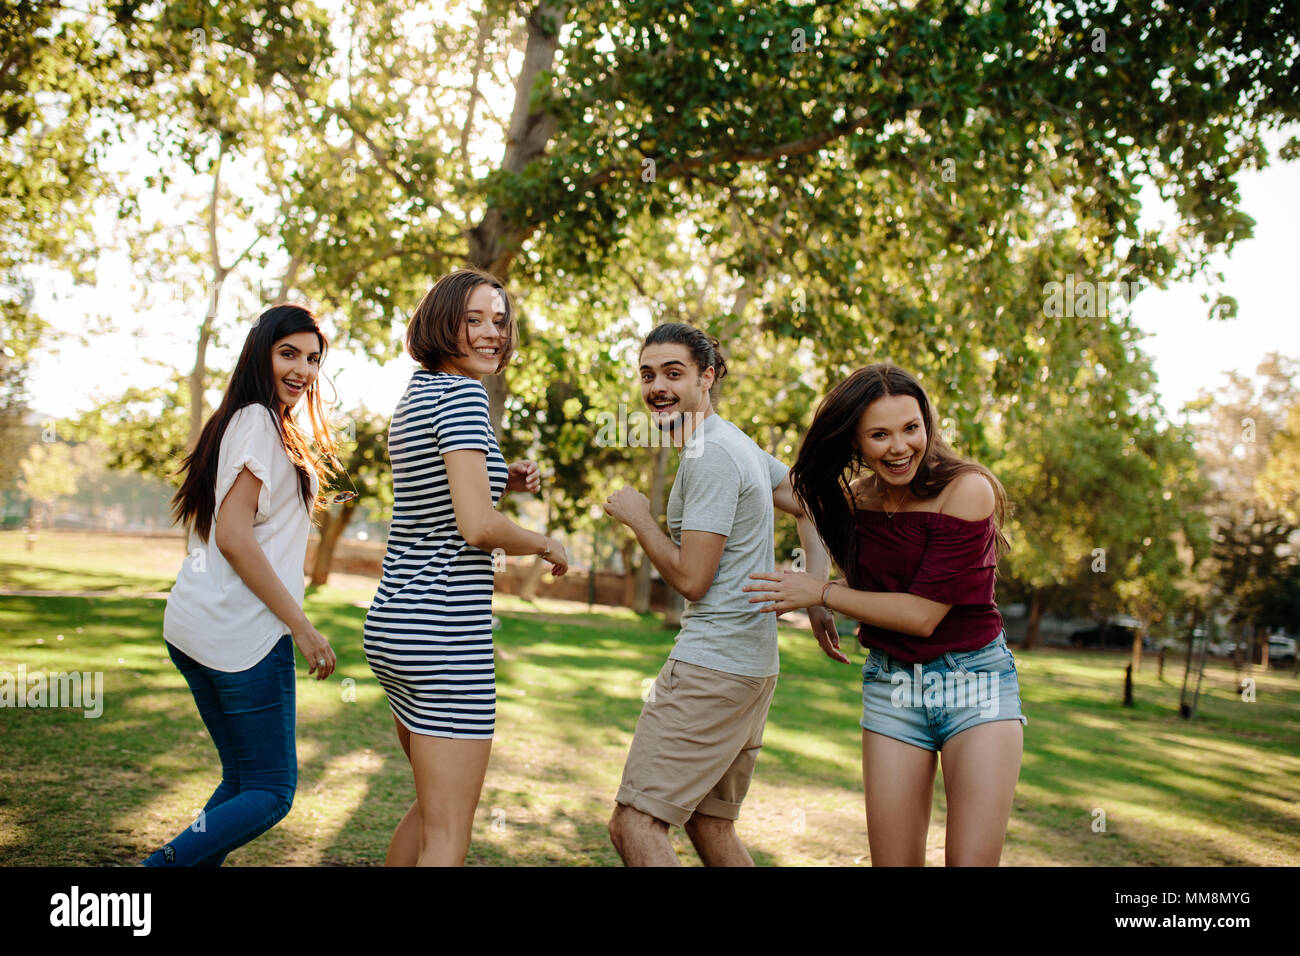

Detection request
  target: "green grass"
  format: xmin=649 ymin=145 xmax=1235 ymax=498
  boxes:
xmin=2 ymin=530 xmax=1298 ymax=866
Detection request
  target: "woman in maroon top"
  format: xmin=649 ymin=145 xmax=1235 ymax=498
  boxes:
xmin=746 ymin=364 xmax=1025 ymax=865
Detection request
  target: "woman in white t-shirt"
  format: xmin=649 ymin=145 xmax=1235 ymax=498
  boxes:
xmin=142 ymin=304 xmax=340 ymax=867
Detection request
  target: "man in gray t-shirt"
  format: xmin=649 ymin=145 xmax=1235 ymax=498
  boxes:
xmin=667 ymin=413 xmax=788 ymax=678
xmin=603 ymin=325 xmax=838 ymax=867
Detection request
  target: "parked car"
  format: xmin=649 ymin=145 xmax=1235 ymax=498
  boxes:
xmin=1206 ymin=639 xmax=1241 ymax=657
xmin=1269 ymin=636 xmax=1297 ymax=664
xmin=1068 ymin=621 xmax=1152 ymax=650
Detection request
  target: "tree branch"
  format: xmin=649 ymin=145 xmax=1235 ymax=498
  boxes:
xmin=460 ymin=8 xmax=493 ymax=179
xmin=281 ymin=74 xmax=457 ymax=224
xmin=206 ymin=137 xmax=224 ymax=278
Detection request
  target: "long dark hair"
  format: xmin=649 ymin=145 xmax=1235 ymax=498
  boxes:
xmin=171 ymin=304 xmax=337 ymax=542
xmin=791 ymin=364 xmax=1009 ymax=588
xmin=640 ymin=322 xmax=728 ymax=392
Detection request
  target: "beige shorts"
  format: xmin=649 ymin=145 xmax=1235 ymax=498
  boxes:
xmin=615 ymin=658 xmax=778 ymax=827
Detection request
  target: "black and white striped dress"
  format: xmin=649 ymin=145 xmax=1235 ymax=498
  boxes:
xmin=364 ymin=370 xmax=508 ymax=739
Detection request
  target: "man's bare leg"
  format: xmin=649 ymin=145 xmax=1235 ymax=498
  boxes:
xmin=608 ymin=803 xmax=681 ymax=866
xmin=684 ymin=811 xmax=754 ymax=866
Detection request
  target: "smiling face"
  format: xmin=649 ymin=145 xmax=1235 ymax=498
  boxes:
xmin=270 ymin=331 xmax=322 ymax=408
xmin=438 ymin=283 xmax=507 ymax=378
xmin=639 ymin=342 xmax=715 ymax=433
xmin=854 ymin=393 xmax=929 ymax=489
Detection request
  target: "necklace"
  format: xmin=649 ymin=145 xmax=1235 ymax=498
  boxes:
xmin=883 ymin=489 xmax=910 ymax=518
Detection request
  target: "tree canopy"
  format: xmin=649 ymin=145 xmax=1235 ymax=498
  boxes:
xmin=7 ymin=0 xmax=1299 ymax=626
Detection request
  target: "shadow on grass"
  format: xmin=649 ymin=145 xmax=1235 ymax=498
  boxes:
xmin=0 ymin=563 xmax=174 ymax=595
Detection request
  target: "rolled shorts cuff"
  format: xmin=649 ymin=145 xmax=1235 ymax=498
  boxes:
xmin=861 ymin=715 xmax=1027 ymax=753
xmin=694 ymin=795 xmax=742 ymax=821
xmin=615 ymin=785 xmax=693 ymax=828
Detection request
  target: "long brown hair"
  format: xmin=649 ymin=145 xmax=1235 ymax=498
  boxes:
xmin=171 ymin=304 xmax=337 ymax=542
xmin=791 ymin=364 xmax=1009 ymax=588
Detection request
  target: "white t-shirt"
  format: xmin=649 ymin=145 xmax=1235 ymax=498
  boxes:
xmin=163 ymin=403 xmax=318 ymax=672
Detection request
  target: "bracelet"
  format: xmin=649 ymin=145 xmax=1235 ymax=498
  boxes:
xmin=820 ymin=581 xmax=834 ymax=607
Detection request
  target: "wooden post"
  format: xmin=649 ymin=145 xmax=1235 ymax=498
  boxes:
xmin=1123 ymin=663 xmax=1133 ymax=707
xmin=588 ymin=523 xmax=599 ymax=608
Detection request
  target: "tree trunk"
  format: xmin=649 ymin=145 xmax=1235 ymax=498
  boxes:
xmin=276 ymin=252 xmax=304 ymax=301
xmin=1178 ymin=608 xmax=1199 ymax=718
xmin=187 ymin=138 xmax=263 ymax=450
xmin=1188 ymin=614 xmax=1212 ymax=719
xmin=521 ymin=479 xmax=557 ymax=601
xmin=1022 ymin=589 xmax=1043 ymax=650
xmin=466 ymin=2 xmax=568 ymax=278
xmin=663 ymin=587 xmax=684 ymax=629
xmin=309 ymin=499 xmax=357 ymax=586
xmin=482 ymin=375 xmax=507 ymax=445
xmin=518 ymin=555 xmax=548 ymax=601
xmin=465 ymin=3 xmax=569 ymax=438
xmin=188 ymin=304 xmax=218 ymax=452
xmin=189 ymin=142 xmax=233 ymax=451
xmin=620 ymin=538 xmax=638 ymax=607
xmin=635 ymin=445 xmax=670 ymax=613
xmin=1131 ymin=626 xmax=1143 ymax=675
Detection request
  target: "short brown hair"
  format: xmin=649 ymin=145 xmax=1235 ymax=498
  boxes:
xmin=405 ymin=267 xmax=516 ymax=373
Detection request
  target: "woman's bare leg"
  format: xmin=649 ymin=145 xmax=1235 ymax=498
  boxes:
xmin=408 ymin=732 xmax=493 ymax=866
xmin=384 ymin=716 xmax=420 ymax=867
xmin=862 ymin=729 xmax=938 ymax=866
xmin=940 ymin=720 xmax=1022 ymax=866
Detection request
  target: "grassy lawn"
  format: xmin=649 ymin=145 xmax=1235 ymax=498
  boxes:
xmin=2 ymin=530 xmax=1298 ymax=866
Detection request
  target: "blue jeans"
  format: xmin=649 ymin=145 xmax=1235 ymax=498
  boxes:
xmin=142 ymin=635 xmax=297 ymax=866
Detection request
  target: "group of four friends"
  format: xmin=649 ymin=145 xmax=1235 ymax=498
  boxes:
xmin=143 ymin=266 xmax=1027 ymax=868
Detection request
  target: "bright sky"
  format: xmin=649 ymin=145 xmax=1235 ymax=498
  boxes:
xmin=23 ymin=132 xmax=1300 ymax=428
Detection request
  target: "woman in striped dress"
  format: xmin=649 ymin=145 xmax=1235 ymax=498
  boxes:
xmin=364 ymin=268 xmax=568 ymax=866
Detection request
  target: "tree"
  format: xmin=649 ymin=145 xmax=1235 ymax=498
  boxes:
xmin=308 ymin=407 xmax=391 ymax=587
xmin=1 ymin=1 xmax=151 ymax=469
xmin=0 ymin=309 xmax=42 ymax=488
xmin=13 ymin=0 xmax=1300 ymax=612
xmin=17 ymin=441 xmax=78 ymax=544
xmin=1258 ymin=401 xmax=1300 ymax=526
xmin=995 ymin=341 xmax=1210 ymax=664
xmin=1191 ymin=354 xmax=1300 ymax=667
xmin=134 ymin=0 xmax=1299 ymax=435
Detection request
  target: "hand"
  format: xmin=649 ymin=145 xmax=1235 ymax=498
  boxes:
xmin=603 ymin=486 xmax=651 ymax=527
xmin=743 ymin=570 xmax=824 ymax=614
xmin=541 ymin=535 xmax=569 ymax=577
xmin=808 ymin=605 xmax=851 ymax=664
xmin=506 ymin=460 xmax=541 ymax=494
xmin=291 ymin=621 xmax=336 ymax=680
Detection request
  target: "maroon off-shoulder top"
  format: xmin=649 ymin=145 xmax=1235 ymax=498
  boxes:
xmin=854 ymin=509 xmax=1003 ymax=664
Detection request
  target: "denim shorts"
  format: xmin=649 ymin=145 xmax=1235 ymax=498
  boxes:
xmin=860 ymin=633 xmax=1028 ymax=752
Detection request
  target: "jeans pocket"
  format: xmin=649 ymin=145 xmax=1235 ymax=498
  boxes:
xmin=862 ymin=653 xmax=884 ymax=683
xmin=951 ymin=642 xmax=1010 ymax=676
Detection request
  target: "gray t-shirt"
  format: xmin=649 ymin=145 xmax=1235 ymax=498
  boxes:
xmin=666 ymin=414 xmax=789 ymax=677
